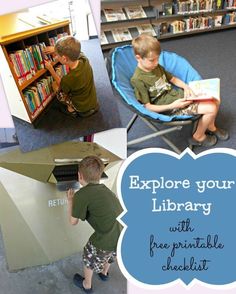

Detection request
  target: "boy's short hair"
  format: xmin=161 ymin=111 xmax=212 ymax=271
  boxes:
xmin=132 ymin=33 xmax=161 ymax=58
xmin=79 ymin=156 xmax=104 ymax=183
xmin=55 ymin=36 xmax=81 ymax=61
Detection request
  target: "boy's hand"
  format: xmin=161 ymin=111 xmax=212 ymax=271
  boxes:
xmin=52 ymin=81 xmax=59 ymax=92
xmin=171 ymin=98 xmax=192 ymax=109
xmin=184 ymin=86 xmax=195 ymax=99
xmin=43 ymin=46 xmax=55 ymax=55
xmin=67 ymin=188 xmax=75 ymax=201
xmin=44 ymin=60 xmax=54 ymax=72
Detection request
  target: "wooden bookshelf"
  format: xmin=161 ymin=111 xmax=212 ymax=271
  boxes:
xmin=0 ymin=13 xmax=70 ymax=124
xmin=101 ymin=0 xmax=236 ymax=50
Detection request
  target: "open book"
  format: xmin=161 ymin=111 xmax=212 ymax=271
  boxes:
xmin=187 ymin=78 xmax=220 ymax=101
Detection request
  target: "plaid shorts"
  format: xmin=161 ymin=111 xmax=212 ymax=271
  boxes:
xmin=56 ymin=91 xmax=99 ymax=117
xmin=170 ymin=102 xmax=199 ymax=116
xmin=56 ymin=91 xmax=75 ymax=108
xmin=83 ymin=241 xmax=116 ymax=273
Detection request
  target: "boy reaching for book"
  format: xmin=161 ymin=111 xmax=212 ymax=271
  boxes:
xmin=131 ymin=34 xmax=229 ymax=147
xmin=67 ymin=156 xmax=123 ymax=293
xmin=44 ymin=36 xmax=99 ymax=117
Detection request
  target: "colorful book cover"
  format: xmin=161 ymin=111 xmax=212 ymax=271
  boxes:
xmin=188 ymin=78 xmax=220 ymax=100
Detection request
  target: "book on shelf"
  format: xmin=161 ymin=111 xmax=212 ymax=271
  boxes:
xmin=162 ymin=3 xmax=173 ymax=16
xmin=214 ymin=15 xmax=223 ymax=26
xmin=55 ymin=64 xmax=69 ymax=77
xmin=111 ymin=28 xmax=132 ymax=42
xmin=169 ymin=20 xmax=185 ymax=33
xmin=216 ymin=0 xmax=224 ymax=9
xmin=100 ymin=31 xmax=108 ymax=45
xmin=137 ymin=24 xmax=156 ymax=36
xmin=23 ymin=75 xmax=54 ymax=114
xmin=102 ymin=8 xmax=126 ymax=21
xmin=49 ymin=32 xmax=68 ymax=46
xmin=8 ymin=33 xmax=68 ymax=86
xmin=124 ymin=6 xmax=147 ymax=19
xmin=160 ymin=22 xmax=169 ymax=34
xmin=186 ymin=78 xmax=220 ymax=101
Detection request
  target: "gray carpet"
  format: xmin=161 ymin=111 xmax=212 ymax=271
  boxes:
xmin=13 ymin=38 xmax=122 ymax=153
xmin=114 ymin=28 xmax=236 ymax=155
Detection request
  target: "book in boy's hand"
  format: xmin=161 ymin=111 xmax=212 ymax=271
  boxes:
xmin=187 ymin=78 xmax=220 ymax=101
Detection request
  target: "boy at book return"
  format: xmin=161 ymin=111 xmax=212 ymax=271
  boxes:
xmin=131 ymin=34 xmax=229 ymax=147
xmin=45 ymin=36 xmax=99 ymax=117
xmin=67 ymin=156 xmax=123 ymax=293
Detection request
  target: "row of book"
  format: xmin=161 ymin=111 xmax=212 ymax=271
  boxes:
xmin=102 ymin=6 xmax=147 ymax=22
xmin=9 ymin=42 xmax=52 ymax=86
xmin=49 ymin=32 xmax=68 ymax=46
xmin=176 ymin=0 xmax=236 ymax=14
xmin=102 ymin=1 xmax=236 ymax=22
xmin=23 ymin=76 xmax=54 ymax=114
xmin=162 ymin=12 xmax=236 ymax=33
xmin=23 ymin=64 xmax=69 ymax=114
xmin=101 ymin=12 xmax=236 ymax=45
xmin=8 ymin=32 xmax=68 ymax=86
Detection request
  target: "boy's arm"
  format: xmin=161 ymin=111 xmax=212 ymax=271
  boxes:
xmin=170 ymin=76 xmax=195 ymax=98
xmin=67 ymin=189 xmax=79 ymax=225
xmin=145 ymin=99 xmax=192 ymax=113
xmin=45 ymin=60 xmax=61 ymax=87
xmin=131 ymin=78 xmax=191 ymax=112
xmin=43 ymin=46 xmax=55 ymax=55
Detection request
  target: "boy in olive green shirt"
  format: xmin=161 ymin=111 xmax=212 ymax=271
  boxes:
xmin=67 ymin=156 xmax=123 ymax=293
xmin=131 ymin=34 xmax=229 ymax=147
xmin=45 ymin=36 xmax=99 ymax=117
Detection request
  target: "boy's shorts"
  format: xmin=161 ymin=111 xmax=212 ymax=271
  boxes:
xmin=170 ymin=102 xmax=198 ymax=116
xmin=83 ymin=241 xmax=116 ymax=273
xmin=56 ymin=91 xmax=99 ymax=117
xmin=156 ymin=88 xmax=199 ymax=116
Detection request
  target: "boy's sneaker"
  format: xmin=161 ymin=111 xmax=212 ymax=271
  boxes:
xmin=73 ymin=273 xmax=93 ymax=293
xmin=98 ymin=272 xmax=109 ymax=281
xmin=206 ymin=128 xmax=229 ymax=141
xmin=188 ymin=134 xmax=217 ymax=147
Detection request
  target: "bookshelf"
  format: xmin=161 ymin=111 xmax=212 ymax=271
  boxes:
xmin=0 ymin=13 xmax=70 ymax=124
xmin=101 ymin=0 xmax=236 ymax=50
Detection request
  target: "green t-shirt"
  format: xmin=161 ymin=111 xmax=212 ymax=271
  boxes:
xmin=131 ymin=64 xmax=184 ymax=106
xmin=60 ymin=54 xmax=98 ymax=112
xmin=72 ymin=183 xmax=123 ymax=251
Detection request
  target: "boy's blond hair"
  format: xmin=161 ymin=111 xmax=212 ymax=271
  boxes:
xmin=132 ymin=33 xmax=161 ymax=58
xmin=79 ymin=156 xmax=104 ymax=184
xmin=55 ymin=36 xmax=81 ymax=61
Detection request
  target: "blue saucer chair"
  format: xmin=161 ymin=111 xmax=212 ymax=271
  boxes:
xmin=110 ymin=45 xmax=202 ymax=153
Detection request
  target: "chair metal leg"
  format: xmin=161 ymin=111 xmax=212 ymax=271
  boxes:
xmin=188 ymin=118 xmax=199 ymax=151
xmin=127 ymin=116 xmax=184 ymax=154
xmin=126 ymin=114 xmax=138 ymax=133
